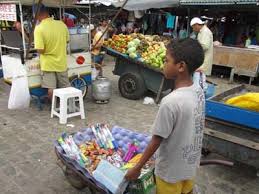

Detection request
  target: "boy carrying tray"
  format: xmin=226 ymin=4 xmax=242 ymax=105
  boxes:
xmin=126 ymin=38 xmax=205 ymax=194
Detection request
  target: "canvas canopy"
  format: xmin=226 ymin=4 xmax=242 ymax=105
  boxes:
xmin=79 ymin=0 xmax=180 ymax=10
xmin=113 ymin=0 xmax=180 ymax=10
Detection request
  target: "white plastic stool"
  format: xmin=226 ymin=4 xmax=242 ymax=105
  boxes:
xmin=51 ymin=87 xmax=85 ymax=124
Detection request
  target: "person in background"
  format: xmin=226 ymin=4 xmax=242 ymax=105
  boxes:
xmin=126 ymin=21 xmax=134 ymax=34
xmin=125 ymin=38 xmax=205 ymax=194
xmin=34 ymin=4 xmax=70 ymax=101
xmin=91 ymin=25 xmax=105 ymax=76
xmin=245 ymin=32 xmax=257 ymax=47
xmin=13 ymin=21 xmax=29 ymax=42
xmin=179 ymin=24 xmax=188 ymax=40
xmin=63 ymin=14 xmax=75 ymax=28
xmin=97 ymin=19 xmax=109 ymax=40
xmin=191 ymin=17 xmax=213 ymax=77
xmin=133 ymin=23 xmax=140 ymax=33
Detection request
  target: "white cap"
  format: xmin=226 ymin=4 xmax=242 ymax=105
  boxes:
xmin=190 ymin=17 xmax=205 ymax=26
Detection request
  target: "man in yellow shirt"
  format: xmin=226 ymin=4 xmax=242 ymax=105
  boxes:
xmin=34 ymin=4 xmax=70 ymax=100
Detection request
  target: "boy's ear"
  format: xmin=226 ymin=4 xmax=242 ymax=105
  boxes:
xmin=178 ymin=61 xmax=186 ymax=73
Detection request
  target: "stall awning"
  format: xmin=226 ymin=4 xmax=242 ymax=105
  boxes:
xmin=112 ymin=0 xmax=180 ymax=11
xmin=17 ymin=0 xmax=76 ymax=7
xmin=180 ymin=0 xmax=258 ymax=5
xmin=78 ymin=0 xmax=180 ymax=10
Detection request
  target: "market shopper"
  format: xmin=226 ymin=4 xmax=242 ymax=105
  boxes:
xmin=91 ymin=25 xmax=105 ymax=76
xmin=191 ymin=17 xmax=213 ymax=76
xmin=125 ymin=38 xmax=205 ymax=194
xmin=34 ymin=4 xmax=70 ymax=100
xmin=97 ymin=19 xmax=109 ymax=40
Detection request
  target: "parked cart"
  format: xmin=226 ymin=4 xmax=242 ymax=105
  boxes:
xmin=204 ymin=85 xmax=259 ymax=174
xmin=104 ymin=47 xmax=173 ymax=102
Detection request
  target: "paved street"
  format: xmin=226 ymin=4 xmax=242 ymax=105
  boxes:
xmin=0 ymin=57 xmax=258 ymax=194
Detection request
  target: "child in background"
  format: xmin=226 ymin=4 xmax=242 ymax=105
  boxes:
xmin=91 ymin=25 xmax=105 ymax=76
xmin=125 ymin=38 xmax=205 ymax=194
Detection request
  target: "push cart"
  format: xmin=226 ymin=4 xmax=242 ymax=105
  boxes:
xmin=0 ymin=0 xmax=92 ymax=109
xmin=55 ymin=126 xmax=233 ymax=194
xmin=204 ymin=85 xmax=259 ymax=174
xmin=103 ymin=47 xmax=173 ymax=102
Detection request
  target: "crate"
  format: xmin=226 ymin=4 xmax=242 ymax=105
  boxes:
xmin=127 ymin=168 xmax=155 ymax=194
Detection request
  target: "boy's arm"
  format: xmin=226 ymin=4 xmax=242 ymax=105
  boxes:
xmin=125 ymin=102 xmax=175 ymax=181
xmin=125 ymin=135 xmax=163 ymax=181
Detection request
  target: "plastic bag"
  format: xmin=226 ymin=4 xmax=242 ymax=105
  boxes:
xmin=143 ymin=97 xmax=155 ymax=105
xmin=93 ymin=160 xmax=128 ymax=194
xmin=91 ymin=67 xmax=100 ymax=81
xmin=225 ymin=93 xmax=259 ymax=112
xmin=8 ymin=66 xmax=30 ymax=110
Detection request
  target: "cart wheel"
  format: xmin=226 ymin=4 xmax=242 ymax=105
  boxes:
xmin=70 ymin=77 xmax=88 ymax=98
xmin=119 ymin=73 xmax=147 ymax=100
xmin=65 ymin=167 xmax=87 ymax=190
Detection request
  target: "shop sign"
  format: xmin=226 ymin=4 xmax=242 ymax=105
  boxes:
xmin=0 ymin=4 xmax=17 ymax=21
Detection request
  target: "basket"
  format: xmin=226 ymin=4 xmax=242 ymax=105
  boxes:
xmin=127 ymin=168 xmax=155 ymax=194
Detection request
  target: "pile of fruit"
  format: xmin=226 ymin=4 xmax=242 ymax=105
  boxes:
xmin=104 ymin=34 xmax=132 ymax=54
xmin=104 ymin=33 xmax=168 ymax=70
xmin=141 ymin=42 xmax=166 ymax=69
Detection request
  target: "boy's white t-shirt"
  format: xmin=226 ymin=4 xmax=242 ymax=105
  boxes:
xmin=152 ymin=84 xmax=205 ymax=183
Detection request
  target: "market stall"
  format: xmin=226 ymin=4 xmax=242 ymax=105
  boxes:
xmin=0 ymin=0 xmax=92 ymax=109
xmin=179 ymin=0 xmax=259 ymax=83
xmin=213 ymin=45 xmax=259 ymax=84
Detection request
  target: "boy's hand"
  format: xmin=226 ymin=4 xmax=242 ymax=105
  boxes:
xmin=125 ymin=166 xmax=141 ymax=181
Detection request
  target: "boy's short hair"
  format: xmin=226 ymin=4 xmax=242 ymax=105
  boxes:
xmin=167 ymin=38 xmax=205 ymax=74
xmin=32 ymin=3 xmax=49 ymax=16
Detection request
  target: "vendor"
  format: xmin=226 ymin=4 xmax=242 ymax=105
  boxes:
xmin=191 ymin=17 xmax=213 ymax=77
xmin=91 ymin=25 xmax=105 ymax=76
xmin=34 ymin=4 xmax=70 ymax=101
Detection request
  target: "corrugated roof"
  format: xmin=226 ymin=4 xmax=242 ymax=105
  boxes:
xmin=180 ymin=0 xmax=258 ymax=5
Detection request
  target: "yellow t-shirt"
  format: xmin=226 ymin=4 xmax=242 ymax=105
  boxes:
xmin=92 ymin=31 xmax=104 ymax=56
xmin=34 ymin=18 xmax=69 ymax=72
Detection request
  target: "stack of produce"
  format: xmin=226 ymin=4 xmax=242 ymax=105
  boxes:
xmin=141 ymin=41 xmax=166 ymax=69
xmin=127 ymin=38 xmax=141 ymax=59
xmin=104 ymin=34 xmax=132 ymax=54
xmin=104 ymin=33 xmax=168 ymax=70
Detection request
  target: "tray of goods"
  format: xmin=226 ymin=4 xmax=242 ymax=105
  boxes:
xmin=55 ymin=124 xmax=155 ymax=194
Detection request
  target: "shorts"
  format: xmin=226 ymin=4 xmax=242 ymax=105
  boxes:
xmin=41 ymin=71 xmax=70 ymax=89
xmin=156 ymin=176 xmax=194 ymax=194
xmin=92 ymin=54 xmax=104 ymax=65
